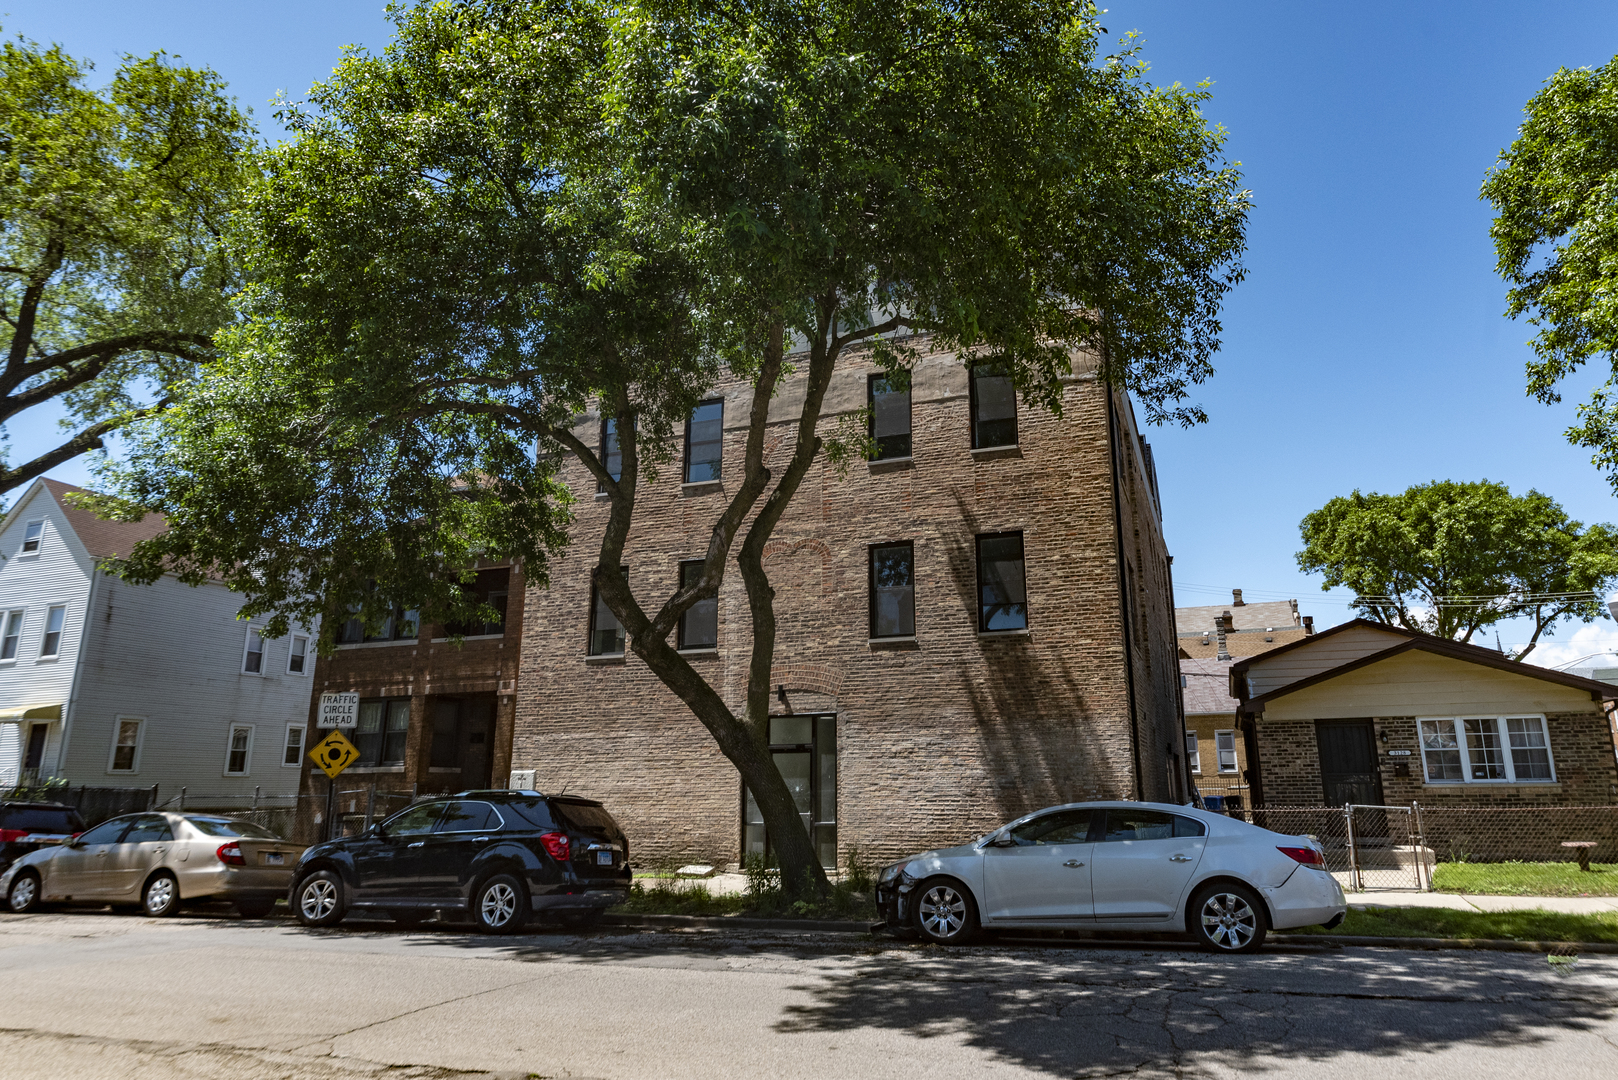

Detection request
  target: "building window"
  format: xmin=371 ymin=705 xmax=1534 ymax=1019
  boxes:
xmin=354 ymin=699 xmax=411 ymax=766
xmin=975 ymin=532 xmax=1027 ymax=632
xmin=969 ymin=364 xmax=1017 ymax=449
xmin=224 ymin=724 xmax=254 ymax=776
xmin=38 ymin=605 xmax=65 ymax=658
xmin=1186 ymin=731 xmax=1201 ymax=774
xmin=339 ymin=606 xmax=420 ymax=644
xmin=868 ymin=374 xmax=912 ymax=460
xmin=868 ymin=542 xmax=915 ymax=638
xmin=20 ymin=519 xmax=43 ymax=555
xmin=588 ymin=570 xmax=628 ymax=656
xmin=600 ymin=416 xmax=623 ymax=486
xmin=446 ymin=568 xmax=509 ymax=637
xmin=1 ymin=609 xmax=23 ymax=661
xmin=241 ymin=628 xmax=266 ymax=674
xmin=742 ymin=714 xmax=838 ymax=869
xmin=108 ymin=717 xmax=144 ymax=773
xmin=1419 ymin=716 xmax=1556 ymax=783
xmin=1215 ymin=730 xmax=1238 ymax=773
xmin=283 ymin=724 xmax=305 ymax=767
xmin=684 ymin=399 xmax=724 ymax=483
xmin=288 ymin=634 xmax=310 ymax=675
xmin=677 ymin=560 xmax=718 ymax=650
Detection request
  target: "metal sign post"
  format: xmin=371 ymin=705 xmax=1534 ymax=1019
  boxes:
xmin=308 ymin=729 xmax=361 ymax=842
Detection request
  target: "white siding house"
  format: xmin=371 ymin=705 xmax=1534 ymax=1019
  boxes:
xmin=0 ymin=479 xmax=316 ymax=804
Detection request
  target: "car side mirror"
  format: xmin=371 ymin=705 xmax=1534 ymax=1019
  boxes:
xmin=988 ymin=832 xmax=1015 ymax=848
xmin=65 ymin=838 xmax=86 ymax=849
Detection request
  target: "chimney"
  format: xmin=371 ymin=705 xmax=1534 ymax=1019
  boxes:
xmin=1290 ymin=599 xmax=1300 ymax=625
xmin=1303 ymin=615 xmax=1315 ymax=635
xmin=1216 ymin=614 xmax=1231 ymax=661
xmin=1232 ymin=588 xmax=1245 ymax=607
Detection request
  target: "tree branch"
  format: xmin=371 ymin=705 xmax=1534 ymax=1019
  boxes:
xmin=0 ymin=402 xmax=169 ymax=493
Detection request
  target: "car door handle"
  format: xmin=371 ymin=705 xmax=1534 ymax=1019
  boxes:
xmin=471 ymin=837 xmax=490 ymax=843
xmin=407 ymin=842 xmax=425 ymax=849
xmin=1169 ymin=854 xmax=1192 ymax=862
xmin=1063 ymin=860 xmax=1085 ymax=868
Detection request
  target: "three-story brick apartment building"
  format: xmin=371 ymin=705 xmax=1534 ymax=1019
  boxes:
xmin=513 ymin=338 xmax=1185 ymax=869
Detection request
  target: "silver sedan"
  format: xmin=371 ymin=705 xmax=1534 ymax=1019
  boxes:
xmin=0 ymin=811 xmax=305 ymax=918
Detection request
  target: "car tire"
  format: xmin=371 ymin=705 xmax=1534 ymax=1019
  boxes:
xmin=390 ymin=908 xmax=427 ymax=929
xmin=294 ymin=871 xmax=346 ymax=928
xmin=1188 ymin=882 xmax=1268 ymax=954
xmin=142 ymin=872 xmax=181 ymax=918
xmin=912 ymin=877 xmax=978 ymax=945
xmin=472 ymin=873 xmax=528 ymax=935
xmin=7 ymin=870 xmax=44 ymax=913
xmin=236 ymin=898 xmax=276 ymax=919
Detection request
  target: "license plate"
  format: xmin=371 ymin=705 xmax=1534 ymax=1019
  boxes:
xmin=595 ymin=851 xmax=613 ymax=866
xmin=262 ymin=852 xmax=285 ymax=866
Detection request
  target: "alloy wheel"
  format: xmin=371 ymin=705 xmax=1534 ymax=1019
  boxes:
xmin=9 ymin=874 xmax=37 ymax=912
xmin=918 ymin=884 xmax=967 ymax=939
xmin=1200 ymin=892 xmax=1257 ymax=950
xmin=301 ymin=878 xmax=338 ymax=922
xmin=480 ymin=882 xmax=517 ymax=928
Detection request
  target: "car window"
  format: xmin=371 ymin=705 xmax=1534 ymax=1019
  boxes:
xmin=0 ymin=807 xmax=84 ymax=832
xmin=436 ymin=801 xmax=502 ymax=833
xmin=183 ymin=817 xmax=280 ymax=839
xmin=1173 ymin=816 xmax=1207 ymax=838
xmin=550 ymin=800 xmax=617 ymax=834
xmin=1007 ymin=809 xmax=1094 ymax=846
xmin=496 ymin=797 xmax=554 ymax=831
xmin=385 ymin=802 xmax=445 ymax=836
xmin=121 ymin=815 xmax=174 ymax=843
xmin=1100 ymin=809 xmax=1177 ymax=842
xmin=76 ymin=818 xmax=133 ymax=845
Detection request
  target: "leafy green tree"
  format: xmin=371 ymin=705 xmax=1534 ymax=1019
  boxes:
xmin=1297 ymin=480 xmax=1618 ymax=659
xmin=0 ymin=34 xmax=254 ymax=494
xmin=104 ymin=0 xmax=1248 ymax=897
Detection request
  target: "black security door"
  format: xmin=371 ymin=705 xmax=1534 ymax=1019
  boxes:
xmin=1316 ymin=720 xmax=1384 ymax=807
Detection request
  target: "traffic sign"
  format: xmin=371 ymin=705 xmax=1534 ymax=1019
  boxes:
xmin=309 ymin=729 xmax=360 ymax=779
xmin=318 ymin=692 xmax=360 ymax=728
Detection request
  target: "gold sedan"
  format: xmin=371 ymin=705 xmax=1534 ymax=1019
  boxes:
xmin=1 ymin=811 xmax=305 ymax=917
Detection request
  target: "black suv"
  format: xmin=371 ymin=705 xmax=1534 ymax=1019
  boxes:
xmin=289 ymin=790 xmax=630 ymax=934
xmin=0 ymin=802 xmax=85 ymax=873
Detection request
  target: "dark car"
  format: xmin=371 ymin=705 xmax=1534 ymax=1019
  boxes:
xmin=0 ymin=802 xmax=85 ymax=873
xmin=288 ymin=790 xmax=631 ymax=934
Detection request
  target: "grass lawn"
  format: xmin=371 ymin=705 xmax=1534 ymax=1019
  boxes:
xmin=1290 ymin=905 xmax=1618 ymax=943
xmin=1431 ymin=861 xmax=1618 ymax=897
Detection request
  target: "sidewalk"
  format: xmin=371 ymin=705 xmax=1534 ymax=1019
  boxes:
xmin=1350 ymin=889 xmax=1618 ymax=914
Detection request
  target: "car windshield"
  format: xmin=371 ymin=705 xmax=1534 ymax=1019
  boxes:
xmin=184 ymin=817 xmax=281 ymax=839
xmin=0 ymin=807 xmax=84 ymax=832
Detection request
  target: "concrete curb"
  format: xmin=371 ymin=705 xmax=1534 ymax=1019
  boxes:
xmin=599 ymin=912 xmax=874 ymax=934
xmin=1272 ymin=933 xmax=1618 ymax=954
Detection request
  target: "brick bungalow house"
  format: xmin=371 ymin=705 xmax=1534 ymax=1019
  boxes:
xmin=292 ymin=560 xmax=525 ymax=840
xmin=1228 ymin=619 xmax=1618 ymax=808
xmin=512 ymin=338 xmax=1186 ymax=870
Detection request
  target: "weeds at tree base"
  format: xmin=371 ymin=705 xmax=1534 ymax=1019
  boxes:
xmin=612 ymin=847 xmax=879 ymax=921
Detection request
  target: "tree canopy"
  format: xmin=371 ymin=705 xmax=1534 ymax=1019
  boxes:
xmin=104 ymin=0 xmax=1248 ymax=895
xmin=0 ymin=33 xmax=253 ymax=494
xmin=1297 ymin=480 xmax=1618 ymax=659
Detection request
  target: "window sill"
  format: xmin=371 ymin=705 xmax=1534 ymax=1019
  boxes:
xmin=977 ymin=628 xmax=1030 ymax=638
xmin=869 ymin=636 xmax=918 ymax=648
xmin=585 ymin=653 xmax=626 ymax=665
xmin=677 ymin=647 xmax=719 ymax=656
xmin=970 ymin=444 xmax=1021 ymax=461
xmin=867 ymin=456 xmax=913 ymax=475
xmin=35 ymin=655 xmax=58 ymax=664
xmin=335 ymin=640 xmax=416 ymax=650
xmin=346 ymin=765 xmax=406 ymax=774
xmin=428 ymin=635 xmax=504 ymax=643
xmin=428 ymin=766 xmax=462 ymax=773
xmin=680 ymin=480 xmax=724 ymax=496
xmin=1421 ymin=781 xmax=1561 ymax=790
xmin=594 ymin=491 xmax=611 ymax=500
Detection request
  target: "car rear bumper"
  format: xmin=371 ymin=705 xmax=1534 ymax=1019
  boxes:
xmin=180 ymin=863 xmax=295 ymax=901
xmin=531 ymin=883 xmax=629 ymax=914
xmin=1261 ymin=867 xmax=1347 ymax=930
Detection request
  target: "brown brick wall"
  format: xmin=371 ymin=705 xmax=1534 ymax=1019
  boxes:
xmin=514 ymin=346 xmax=1181 ymax=869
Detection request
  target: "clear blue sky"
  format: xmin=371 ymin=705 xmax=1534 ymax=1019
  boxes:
xmin=7 ymin=1 xmax=1618 ymax=661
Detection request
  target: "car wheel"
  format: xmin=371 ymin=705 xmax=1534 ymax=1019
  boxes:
xmin=294 ymin=871 xmax=346 ymax=928
xmin=913 ymin=877 xmax=978 ymax=945
xmin=236 ymin=898 xmax=276 ymax=919
xmin=473 ymin=873 xmax=528 ymax=935
xmin=143 ymin=872 xmax=180 ymax=918
xmin=1189 ymin=883 xmax=1268 ymax=954
xmin=7 ymin=870 xmax=43 ymax=913
xmin=390 ymin=908 xmax=427 ymax=929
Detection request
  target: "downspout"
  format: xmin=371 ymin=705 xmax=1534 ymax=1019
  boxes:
xmin=1107 ymin=389 xmax=1143 ymax=800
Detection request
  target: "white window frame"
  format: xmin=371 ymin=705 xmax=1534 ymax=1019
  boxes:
xmin=282 ymin=723 xmax=306 ymax=767
xmin=1185 ymin=730 xmax=1201 ymax=774
xmin=287 ymin=633 xmax=311 ymax=676
xmin=224 ymin=723 xmax=255 ymax=776
xmin=241 ymin=627 xmax=267 ymax=675
xmin=1214 ymin=729 xmax=1239 ymax=774
xmin=38 ymin=603 xmax=66 ymax=658
xmin=0 ymin=608 xmax=23 ymax=663
xmin=107 ymin=716 xmax=146 ymax=774
xmin=1417 ymin=714 xmax=1557 ymax=784
xmin=19 ymin=519 xmax=43 ymax=557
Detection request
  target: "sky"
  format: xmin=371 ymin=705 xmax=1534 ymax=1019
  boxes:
xmin=7 ymin=1 xmax=1618 ymax=666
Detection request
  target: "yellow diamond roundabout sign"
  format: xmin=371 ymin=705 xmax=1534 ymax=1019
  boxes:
xmin=309 ymin=729 xmax=360 ymax=779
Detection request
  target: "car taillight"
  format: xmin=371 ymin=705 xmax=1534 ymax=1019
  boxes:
xmin=1277 ymin=846 xmax=1325 ymax=869
xmin=538 ymin=832 xmax=570 ymax=861
xmin=216 ymin=842 xmax=246 ymax=866
xmin=0 ymin=829 xmax=26 ymax=843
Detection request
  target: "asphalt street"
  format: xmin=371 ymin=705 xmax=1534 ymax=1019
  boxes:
xmin=1 ymin=908 xmax=1614 ymax=1080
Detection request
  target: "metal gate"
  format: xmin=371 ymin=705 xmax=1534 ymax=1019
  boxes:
xmin=1342 ymin=803 xmax=1429 ymax=891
